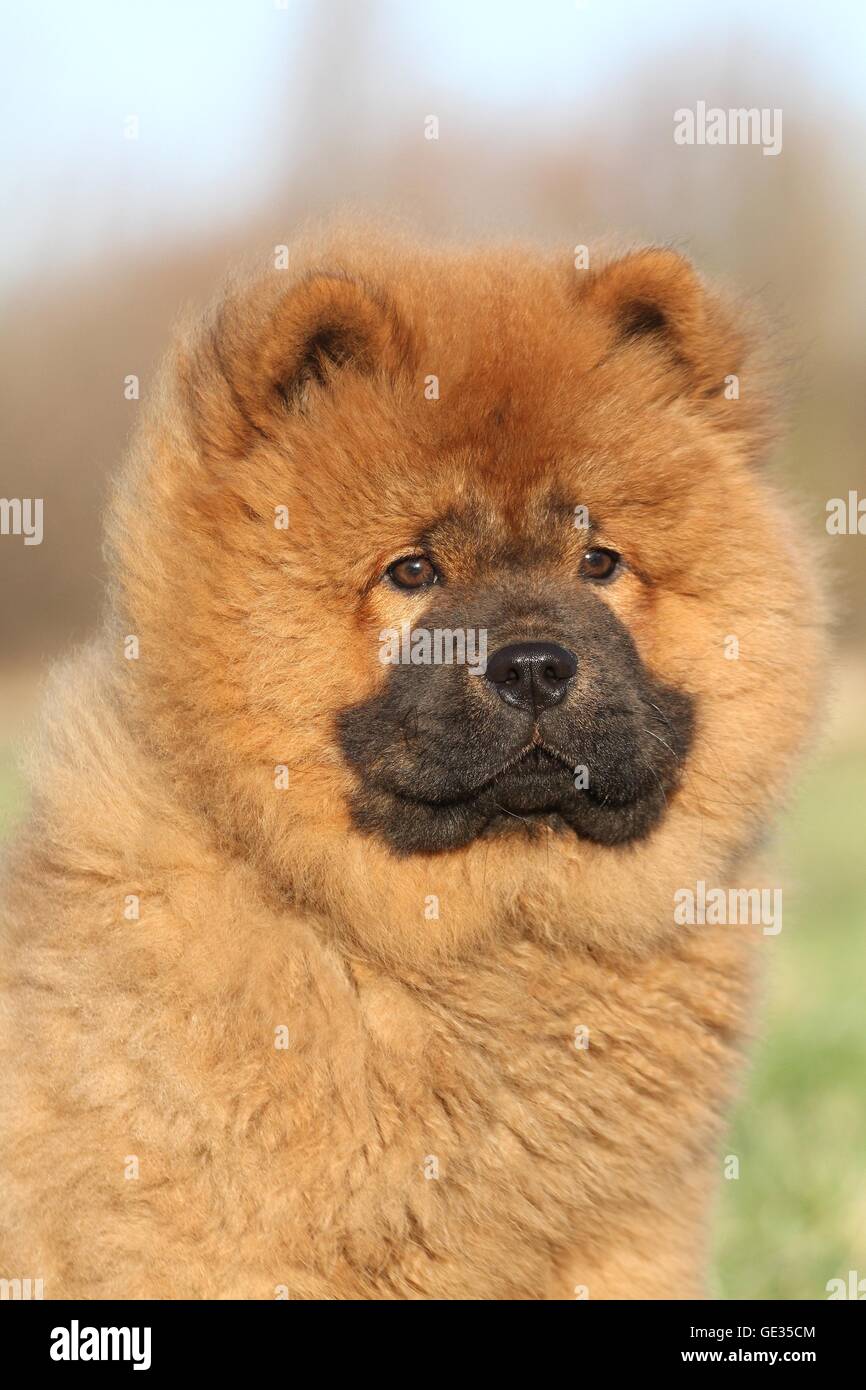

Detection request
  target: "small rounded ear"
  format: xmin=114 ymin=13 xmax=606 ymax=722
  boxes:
xmin=578 ymin=248 xmax=747 ymax=398
xmin=187 ymin=270 xmax=418 ymax=455
xmin=245 ymin=272 xmax=416 ymax=421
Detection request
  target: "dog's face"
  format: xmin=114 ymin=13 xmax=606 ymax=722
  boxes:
xmin=337 ymin=497 xmax=696 ymax=855
xmin=112 ymin=233 xmax=823 ymax=960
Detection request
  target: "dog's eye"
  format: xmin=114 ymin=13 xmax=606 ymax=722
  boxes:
xmin=387 ymin=555 xmax=439 ymax=590
xmin=580 ymin=547 xmax=621 ymax=582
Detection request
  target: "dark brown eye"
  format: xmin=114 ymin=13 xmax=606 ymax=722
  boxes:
xmin=387 ymin=555 xmax=439 ymax=590
xmin=580 ymin=547 xmax=621 ymax=582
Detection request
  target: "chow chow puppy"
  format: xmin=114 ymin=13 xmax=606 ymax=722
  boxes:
xmin=0 ymin=225 xmax=824 ymax=1300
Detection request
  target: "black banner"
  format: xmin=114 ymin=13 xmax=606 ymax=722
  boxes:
xmin=2 ymin=1298 xmax=862 ymax=1375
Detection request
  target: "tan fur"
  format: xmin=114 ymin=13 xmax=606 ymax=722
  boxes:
xmin=0 ymin=225 xmax=825 ymax=1299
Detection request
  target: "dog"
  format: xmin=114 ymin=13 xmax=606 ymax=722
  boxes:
xmin=0 ymin=225 xmax=825 ymax=1298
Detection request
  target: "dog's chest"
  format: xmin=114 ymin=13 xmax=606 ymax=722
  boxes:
xmin=335 ymin=937 xmax=745 ymax=1258
xmin=151 ymin=930 xmax=747 ymax=1297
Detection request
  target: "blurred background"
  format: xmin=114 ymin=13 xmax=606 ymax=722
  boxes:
xmin=1 ymin=0 xmax=864 ymax=1298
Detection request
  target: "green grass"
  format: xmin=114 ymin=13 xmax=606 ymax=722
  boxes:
xmin=1 ymin=729 xmax=864 ymax=1300
xmin=714 ymin=745 xmax=866 ymax=1299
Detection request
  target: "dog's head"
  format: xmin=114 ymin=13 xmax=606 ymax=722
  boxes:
xmin=109 ymin=230 xmax=823 ymax=962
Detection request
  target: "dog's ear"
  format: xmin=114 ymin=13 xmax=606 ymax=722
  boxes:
xmin=186 ymin=271 xmax=417 ymax=457
xmin=578 ymin=249 xmax=744 ymax=391
xmin=246 ymin=272 xmax=416 ymax=417
xmin=576 ymin=248 xmax=772 ymax=456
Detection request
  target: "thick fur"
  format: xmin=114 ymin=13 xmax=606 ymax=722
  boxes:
xmin=0 ymin=225 xmax=825 ymax=1299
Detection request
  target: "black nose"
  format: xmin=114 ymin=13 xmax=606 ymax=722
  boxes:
xmin=485 ymin=641 xmax=577 ymax=713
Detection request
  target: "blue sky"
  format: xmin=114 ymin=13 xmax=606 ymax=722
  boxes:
xmin=3 ymin=0 xmax=865 ymax=285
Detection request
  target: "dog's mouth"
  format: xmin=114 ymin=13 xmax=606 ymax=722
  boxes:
xmin=346 ymin=723 xmax=682 ymax=855
xmin=413 ymin=729 xmax=580 ymax=809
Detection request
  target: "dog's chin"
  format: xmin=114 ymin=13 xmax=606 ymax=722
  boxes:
xmin=347 ymin=750 xmax=673 ymax=856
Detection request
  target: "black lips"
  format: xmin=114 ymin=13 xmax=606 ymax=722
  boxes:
xmin=338 ymin=586 xmax=695 ymax=855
